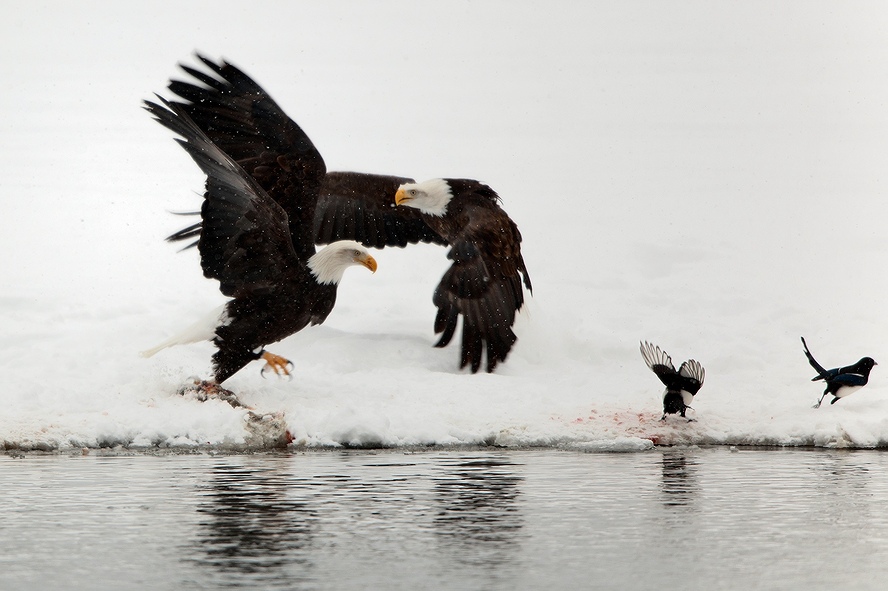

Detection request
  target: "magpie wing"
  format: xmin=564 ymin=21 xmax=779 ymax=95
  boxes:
xmin=831 ymin=372 xmax=868 ymax=387
xmin=678 ymin=359 xmax=705 ymax=394
xmin=640 ymin=341 xmax=678 ymax=386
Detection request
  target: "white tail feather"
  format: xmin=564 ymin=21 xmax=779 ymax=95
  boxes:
xmin=140 ymin=304 xmax=228 ymax=357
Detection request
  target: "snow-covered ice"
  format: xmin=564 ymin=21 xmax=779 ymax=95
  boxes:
xmin=3 ymin=2 xmax=888 ymax=450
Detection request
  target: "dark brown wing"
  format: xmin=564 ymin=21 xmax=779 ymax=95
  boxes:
xmin=431 ymin=195 xmax=532 ymax=373
xmin=144 ymin=97 xmax=309 ymax=298
xmin=166 ymin=54 xmax=325 ymax=260
xmin=315 ymin=172 xmax=448 ymax=248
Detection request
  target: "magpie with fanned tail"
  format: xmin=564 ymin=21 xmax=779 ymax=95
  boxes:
xmin=800 ymin=337 xmax=877 ymax=408
xmin=640 ymin=341 xmax=705 ymax=421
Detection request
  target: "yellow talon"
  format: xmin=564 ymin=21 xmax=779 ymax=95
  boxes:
xmin=260 ymin=351 xmax=293 ymax=378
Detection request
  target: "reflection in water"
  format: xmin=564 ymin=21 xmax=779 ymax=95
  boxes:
xmin=182 ymin=453 xmax=528 ymax=589
xmin=432 ymin=457 xmax=525 ymax=567
xmin=811 ymin=451 xmax=872 ymax=516
xmin=817 ymin=451 xmax=870 ymax=484
xmin=7 ymin=450 xmax=888 ymax=591
xmin=660 ymin=451 xmax=699 ymax=509
xmin=189 ymin=462 xmax=316 ymax=589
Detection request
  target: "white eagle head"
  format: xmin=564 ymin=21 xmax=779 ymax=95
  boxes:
xmin=308 ymin=240 xmax=377 ymax=285
xmin=394 ymin=178 xmax=452 ymax=216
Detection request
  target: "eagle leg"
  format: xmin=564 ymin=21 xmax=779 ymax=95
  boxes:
xmin=259 ymin=351 xmax=294 ymax=380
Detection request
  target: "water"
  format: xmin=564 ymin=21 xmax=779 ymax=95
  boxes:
xmin=3 ymin=447 xmax=888 ymax=590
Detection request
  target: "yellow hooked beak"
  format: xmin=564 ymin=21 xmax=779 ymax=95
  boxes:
xmin=359 ymin=253 xmax=378 ymax=273
xmin=394 ymin=188 xmax=410 ymax=206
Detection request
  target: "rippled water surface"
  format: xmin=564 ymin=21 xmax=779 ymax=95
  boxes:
xmin=3 ymin=447 xmax=888 ymax=590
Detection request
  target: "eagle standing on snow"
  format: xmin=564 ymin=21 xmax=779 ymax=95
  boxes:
xmin=141 ymin=98 xmax=377 ymax=384
xmin=640 ymin=341 xmax=706 ymax=421
xmin=164 ymin=55 xmax=532 ymax=373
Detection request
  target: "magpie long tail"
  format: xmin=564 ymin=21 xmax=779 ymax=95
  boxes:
xmin=801 ymin=336 xmax=829 ymax=380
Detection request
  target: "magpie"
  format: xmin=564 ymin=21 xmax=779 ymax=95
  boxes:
xmin=801 ymin=337 xmax=877 ymax=408
xmin=640 ymin=341 xmax=706 ymax=421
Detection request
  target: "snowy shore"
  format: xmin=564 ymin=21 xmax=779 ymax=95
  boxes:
xmin=4 ymin=2 xmax=888 ymax=451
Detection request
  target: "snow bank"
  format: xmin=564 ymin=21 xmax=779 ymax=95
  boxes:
xmin=3 ymin=2 xmax=888 ymax=451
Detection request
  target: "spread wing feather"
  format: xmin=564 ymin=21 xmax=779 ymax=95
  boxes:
xmin=640 ymin=341 xmax=677 ymax=385
xmin=432 ymin=203 xmax=530 ymax=373
xmin=144 ymin=97 xmax=304 ymax=298
xmin=641 ymin=341 xmax=705 ymax=395
xmin=315 ymin=172 xmax=448 ymax=248
xmin=678 ymin=359 xmax=705 ymax=393
xmin=165 ymin=54 xmax=326 ymax=260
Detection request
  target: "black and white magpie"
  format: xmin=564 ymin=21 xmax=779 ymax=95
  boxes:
xmin=640 ymin=341 xmax=706 ymax=421
xmin=801 ymin=337 xmax=877 ymax=408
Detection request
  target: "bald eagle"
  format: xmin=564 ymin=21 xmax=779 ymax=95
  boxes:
xmin=142 ymin=97 xmax=377 ymax=384
xmin=163 ymin=55 xmax=532 ymax=373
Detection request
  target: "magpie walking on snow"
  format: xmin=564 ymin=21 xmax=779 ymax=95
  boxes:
xmin=801 ymin=337 xmax=877 ymax=408
xmin=640 ymin=341 xmax=706 ymax=421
